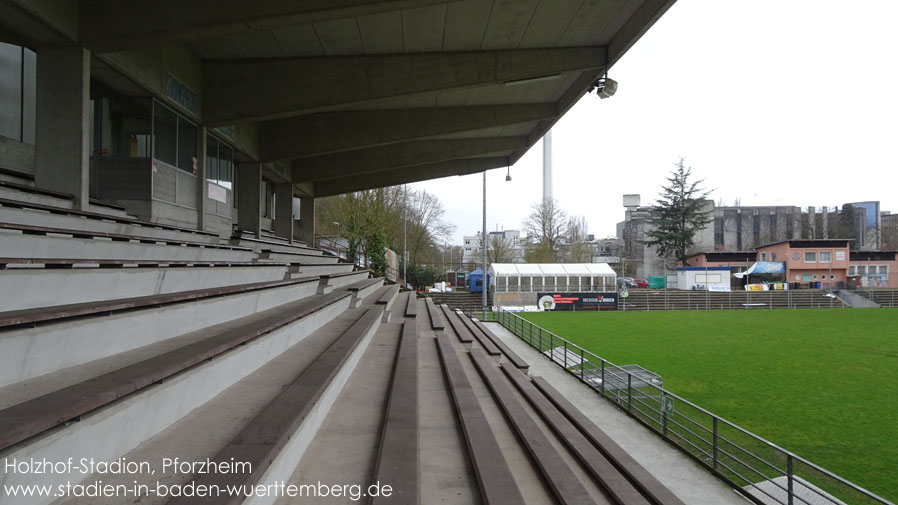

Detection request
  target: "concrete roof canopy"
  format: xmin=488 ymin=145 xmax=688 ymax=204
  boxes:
xmin=0 ymin=0 xmax=674 ymax=197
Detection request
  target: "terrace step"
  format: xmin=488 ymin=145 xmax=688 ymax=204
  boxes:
xmin=51 ymin=306 xmax=379 ymax=505
xmin=0 ymin=262 xmax=296 ymax=312
xmin=0 ymin=277 xmax=320 ymax=388
xmin=0 ymin=222 xmax=253 ymax=262
xmin=0 ymin=197 xmax=221 ymax=245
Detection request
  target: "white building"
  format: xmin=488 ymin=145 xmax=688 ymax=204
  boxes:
xmin=462 ymin=230 xmax=525 ymax=267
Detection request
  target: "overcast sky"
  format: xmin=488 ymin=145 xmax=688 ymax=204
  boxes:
xmin=412 ymin=0 xmax=898 ymax=245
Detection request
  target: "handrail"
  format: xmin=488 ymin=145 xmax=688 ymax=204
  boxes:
xmin=492 ymin=308 xmax=894 ymax=505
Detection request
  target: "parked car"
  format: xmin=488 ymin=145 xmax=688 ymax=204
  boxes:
xmin=633 ymin=278 xmax=649 ymax=288
xmin=617 ymin=277 xmax=637 ymax=288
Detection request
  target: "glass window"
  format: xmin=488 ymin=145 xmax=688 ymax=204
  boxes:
xmin=812 ymin=274 xmax=818 ymax=280
xmin=153 ymin=101 xmax=177 ymax=166
xmin=849 ymin=266 xmax=856 ymax=275
xmin=760 ymin=252 xmax=767 ymax=261
xmin=177 ymin=116 xmax=197 ymax=172
xmin=819 ymin=252 xmax=831 ymax=263
xmin=804 ymin=252 xmax=816 ymax=262
xmin=857 ymin=266 xmax=866 ymax=275
xmin=879 ymin=266 xmax=888 ymax=275
xmin=206 ymin=136 xmax=234 ymax=189
xmin=0 ymin=43 xmax=23 ymax=140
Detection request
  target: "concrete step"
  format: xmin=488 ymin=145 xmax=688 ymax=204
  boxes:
xmin=0 ymin=278 xmax=321 ymax=388
xmin=287 ymin=262 xmax=355 ymax=278
xmin=259 ymin=249 xmax=338 ymax=264
xmin=275 ymin=302 xmax=405 ymax=505
xmin=0 ymin=264 xmax=294 ymax=312
xmin=0 ymin=223 xmax=253 ymax=263
xmin=0 ymin=198 xmax=221 ymax=245
xmin=49 ymin=306 xmax=378 ymax=505
xmin=1 ymin=293 xmax=359 ymax=505
xmin=229 ymin=237 xmax=322 ymax=256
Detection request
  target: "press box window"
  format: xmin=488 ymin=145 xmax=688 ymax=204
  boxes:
xmin=804 ymin=252 xmax=816 ymax=263
xmin=819 ymin=252 xmax=831 ymax=263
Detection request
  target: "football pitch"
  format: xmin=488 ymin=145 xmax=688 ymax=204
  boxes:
xmin=521 ymin=309 xmax=898 ymax=501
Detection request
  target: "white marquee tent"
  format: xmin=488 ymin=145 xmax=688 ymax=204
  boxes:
xmin=488 ymin=263 xmax=617 ymax=293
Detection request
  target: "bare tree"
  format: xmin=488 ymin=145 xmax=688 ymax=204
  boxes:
xmin=487 ymin=232 xmax=514 ymax=264
xmin=523 ymin=199 xmax=567 ymax=262
xmin=405 ymin=189 xmax=456 ymax=265
xmin=564 ymin=215 xmax=592 ymax=262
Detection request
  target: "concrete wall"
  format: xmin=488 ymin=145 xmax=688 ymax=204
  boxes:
xmin=0 ymin=136 xmax=35 ymax=176
xmin=495 ymin=292 xmax=538 ymax=307
xmin=98 ymin=46 xmax=202 ymax=121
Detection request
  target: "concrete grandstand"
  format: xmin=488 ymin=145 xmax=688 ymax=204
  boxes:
xmin=0 ymin=1 xmax=795 ymax=505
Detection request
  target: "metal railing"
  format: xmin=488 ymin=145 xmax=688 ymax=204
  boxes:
xmin=617 ymin=289 xmax=845 ymax=311
xmin=494 ymin=309 xmax=893 ymax=505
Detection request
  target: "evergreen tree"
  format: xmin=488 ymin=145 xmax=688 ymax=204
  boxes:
xmin=643 ymin=158 xmax=712 ymax=263
xmin=838 ymin=204 xmax=858 ymax=250
xmin=368 ymin=232 xmax=388 ymax=277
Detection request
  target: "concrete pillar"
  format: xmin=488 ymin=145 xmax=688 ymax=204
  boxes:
xmin=196 ymin=126 xmax=208 ymax=231
xmin=299 ymin=197 xmax=315 ymax=246
xmin=274 ymin=183 xmax=294 ymax=244
xmin=236 ymin=162 xmax=261 ymax=238
xmin=35 ymin=46 xmax=91 ymax=210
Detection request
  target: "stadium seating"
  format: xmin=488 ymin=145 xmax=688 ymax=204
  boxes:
xmin=618 ymin=289 xmax=848 ymax=311
xmin=0 ymin=189 xmax=699 ymax=505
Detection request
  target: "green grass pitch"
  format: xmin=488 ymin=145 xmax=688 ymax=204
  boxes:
xmin=521 ymin=309 xmax=898 ymax=501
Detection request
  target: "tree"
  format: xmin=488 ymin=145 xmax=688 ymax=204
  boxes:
xmin=642 ymin=158 xmax=712 ymax=263
xmin=486 ymin=232 xmax=514 ymax=264
xmin=368 ymin=232 xmax=388 ymax=277
xmin=523 ymin=199 xmax=567 ymax=262
xmin=563 ymin=215 xmax=592 ymax=262
xmin=837 ymin=204 xmax=858 ymax=249
xmin=405 ymin=189 xmax=455 ymax=265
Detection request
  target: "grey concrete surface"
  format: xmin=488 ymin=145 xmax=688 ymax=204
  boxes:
xmin=0 ymin=298 xmax=352 ymax=505
xmin=0 ymin=280 xmax=319 ymax=389
xmin=0 ymin=265 xmax=291 ymax=311
xmin=484 ymin=322 xmax=752 ymax=505
xmin=51 ymin=308 xmax=369 ymax=505
xmin=274 ymin=309 xmax=401 ymax=505
xmin=0 ymin=230 xmax=254 ymax=262
xmin=0 ymin=204 xmax=221 ymax=244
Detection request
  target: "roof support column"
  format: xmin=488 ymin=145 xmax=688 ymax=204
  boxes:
xmin=195 ymin=126 xmax=208 ymax=231
xmin=274 ymin=183 xmax=294 ymax=244
xmin=35 ymin=46 xmax=90 ymax=210
xmin=298 ymin=196 xmax=315 ymax=246
xmin=236 ymin=162 xmax=262 ymax=238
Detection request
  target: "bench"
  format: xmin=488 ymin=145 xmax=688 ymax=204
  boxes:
xmin=0 ymin=288 xmax=355 ymax=452
xmin=405 ymin=291 xmax=417 ymax=318
xmin=371 ymin=318 xmax=419 ymax=505
xmin=440 ymin=304 xmax=474 ymax=344
xmin=501 ymin=366 xmax=655 ymax=505
xmin=0 ymin=276 xmax=317 ymax=329
xmin=453 ymin=309 xmax=502 ymax=356
xmin=425 ymin=297 xmax=444 ymax=330
xmin=434 ymin=333 xmax=525 ymax=505
xmin=0 ymin=222 xmax=253 ymax=262
xmin=468 ymin=349 xmax=594 ymax=505
xmin=376 ymin=284 xmax=401 ymax=306
xmin=318 ymin=270 xmax=372 ymax=294
xmin=471 ymin=318 xmax=530 ymax=370
xmin=0 ymin=262 xmax=300 ymax=312
xmin=167 ymin=307 xmax=383 ymax=505
xmin=0 ymin=197 xmax=220 ymax=242
xmin=531 ymin=376 xmax=687 ymax=505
